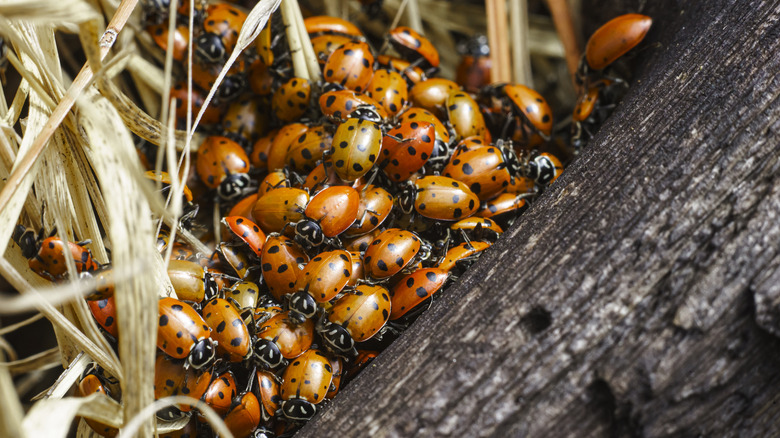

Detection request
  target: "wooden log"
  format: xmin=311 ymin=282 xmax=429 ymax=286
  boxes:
xmin=297 ymin=0 xmax=780 ymax=436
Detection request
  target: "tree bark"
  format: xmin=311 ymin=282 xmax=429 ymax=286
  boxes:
xmin=297 ymin=0 xmax=780 ymax=436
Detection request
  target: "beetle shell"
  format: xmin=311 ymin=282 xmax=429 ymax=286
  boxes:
xmin=327 ymin=284 xmax=391 ymax=342
xmin=280 ymin=349 xmax=334 ymax=421
xmin=272 ymin=77 xmax=312 ymax=122
xmin=196 ymin=136 xmax=250 ymax=189
xmin=203 ymin=371 xmax=238 ymax=417
xmin=379 ymin=120 xmax=435 ymax=182
xmin=585 ymin=13 xmax=653 ymax=71
xmin=304 ymin=186 xmax=360 ymax=237
xmin=259 ymin=235 xmax=308 ymax=301
xmin=388 ymin=26 xmax=440 ymax=69
xmin=319 ymin=89 xmax=387 ymax=122
xmin=390 ymin=268 xmax=448 ymax=320
xmin=256 ymin=311 xmax=315 ymax=359
xmin=365 ymin=69 xmax=408 ymax=116
xmin=442 ymin=145 xmax=512 ymax=201
xmin=286 ymin=125 xmax=333 ymax=173
xmin=156 ymin=297 xmax=212 ymax=365
xmin=344 ymin=184 xmax=394 ymax=237
xmin=202 ymin=298 xmax=252 ymax=362
xmin=167 ymin=260 xmax=210 ymax=303
xmin=153 ymin=354 xmax=213 ymax=412
xmin=323 ymin=41 xmax=375 ymax=92
xmin=222 ymin=216 xmax=267 ymax=257
xmin=311 ymin=34 xmax=353 ymax=68
xmin=412 ymin=175 xmax=480 ymax=220
xmin=409 ymin=78 xmax=459 ymax=119
xmin=503 ymin=83 xmax=553 ymax=140
xmin=224 ymin=280 xmax=261 ymax=313
xmin=266 ymin=123 xmax=309 ymax=171
xmin=446 ymin=90 xmax=491 ymax=143
xmin=223 ymin=391 xmax=261 ymax=438
xmin=295 ymin=250 xmax=353 ymax=303
xmin=304 ymin=15 xmax=364 ymax=38
xmin=29 ymin=237 xmax=99 ymax=281
xmin=223 ymin=97 xmax=268 ymax=147
xmin=147 ymin=23 xmax=189 ymax=62
xmin=330 ymin=118 xmax=383 ymax=181
xmin=88 ymin=297 xmax=119 ymax=338
xmin=256 ymin=369 xmax=282 ymax=420
xmin=437 ymin=240 xmax=492 ymax=273
xmin=363 ymin=228 xmax=422 ymax=280
xmin=252 ymin=188 xmax=310 ymax=234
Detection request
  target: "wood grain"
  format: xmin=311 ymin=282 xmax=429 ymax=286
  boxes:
xmin=297 ymin=1 xmax=780 ymax=436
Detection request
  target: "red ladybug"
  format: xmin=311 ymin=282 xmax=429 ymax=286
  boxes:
xmin=317 ymin=284 xmax=392 ymax=357
xmin=388 ymin=26 xmax=440 ymax=69
xmin=202 ymin=371 xmax=238 ymax=417
xmin=363 ymin=228 xmax=425 ymax=281
xmin=253 ymin=310 xmax=314 ymax=369
xmin=398 ymin=175 xmax=480 ymax=221
xmin=437 ymin=240 xmax=491 ymax=274
xmin=259 ymin=234 xmax=308 ymax=301
xmin=252 ymin=188 xmax=309 ymax=234
xmin=442 ymin=143 xmax=521 ymax=201
xmin=157 ymin=297 xmax=215 ymax=369
xmin=409 ymin=78 xmax=459 ymax=119
xmin=446 ymin=90 xmax=491 ymax=143
xmin=378 ymin=120 xmax=435 ymax=182
xmin=527 ymin=152 xmax=564 ymax=185
xmin=88 ymin=296 xmax=119 ymax=339
xmin=343 ymin=183 xmax=394 ymax=237
xmin=390 ymin=268 xmax=448 ymax=320
xmin=293 ymin=185 xmax=360 ymax=249
xmin=78 ymin=367 xmax=119 ymax=437
xmin=304 ymin=15 xmax=364 ymax=38
xmin=272 ymin=77 xmax=312 ymax=122
xmin=223 ymin=391 xmax=261 ymax=438
xmin=222 ymin=216 xmax=267 ymax=257
xmin=583 ymin=14 xmax=653 ymax=73
xmin=289 ymin=250 xmax=353 ymax=321
xmin=202 ymin=298 xmax=253 ymax=362
xmin=323 ymin=41 xmax=375 ymax=92
xmin=13 ymin=226 xmax=100 ymax=281
xmin=195 ymin=2 xmax=247 ymax=63
xmin=285 ymin=125 xmax=333 ymax=173
xmin=196 ymin=136 xmax=252 ymax=201
xmin=255 ymin=369 xmax=282 ymax=420
xmin=280 ymin=348 xmax=334 ymax=422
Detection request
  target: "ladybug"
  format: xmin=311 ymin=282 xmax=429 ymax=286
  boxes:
xmin=253 ymin=310 xmax=314 ymax=369
xmin=378 ymin=120 xmax=435 ymax=182
xmin=223 ymin=391 xmax=261 ymax=438
xmin=409 ymin=78 xmax=460 ymax=119
xmin=493 ymin=83 xmax=553 ymax=147
xmin=343 ymin=183 xmax=394 ymax=237
xmin=222 ymin=216 xmax=267 ymax=257
xmin=398 ymin=107 xmax=452 ymax=165
xmin=343 ymin=228 xmax=382 ymax=253
xmin=570 ymin=79 xmax=618 ymax=150
xmin=323 ymin=41 xmax=375 ymax=92
xmin=347 ymin=250 xmax=365 ymax=286
xmin=147 ymin=23 xmax=189 ymax=62
xmin=446 ymin=90 xmax=491 ymax=143
xmin=223 ymin=97 xmax=269 ymax=148
xmin=252 ymin=187 xmax=309 ymax=234
xmin=196 ymin=136 xmax=252 ymax=201
xmin=365 ymin=69 xmax=409 ymax=116
xmin=84 ymin=268 xmax=115 ymax=301
xmin=302 ymin=162 xmax=340 ymax=193
xmin=328 ymin=117 xmax=383 ymax=181
xmin=289 ymin=250 xmax=353 ymax=322
xmin=317 ymin=284 xmax=392 ymax=357
xmin=252 ymin=300 xmax=283 ymax=327
xmin=167 ymin=260 xmax=218 ymax=303
xmin=156 ymin=297 xmax=215 ymax=369
xmin=272 ymin=77 xmax=312 ymax=122
xmin=292 ymin=186 xmax=360 ymax=249
xmin=13 ymin=226 xmax=101 ymax=281
xmin=450 ymin=136 xmax=488 ymax=158
xmin=376 ymin=55 xmax=426 ymax=85
xmin=88 ymin=296 xmax=119 ymax=339
xmin=153 ymin=354 xmax=213 ymax=416
xmin=527 ymin=152 xmax=564 ymax=185
xmin=217 ymin=242 xmax=253 ymax=279
xmin=311 ymin=34 xmax=353 ymax=68
xmin=326 ymin=356 xmax=344 ymax=399
xmin=442 ymin=142 xmax=521 ymax=201
xmin=304 ymin=15 xmax=364 ymax=38
xmin=195 ymin=2 xmax=247 ymax=63
xmin=363 ymin=228 xmax=424 ymax=281
xmin=227 ymin=193 xmax=259 ymax=220
xmin=398 ymin=175 xmax=480 ymax=221
xmin=387 ymin=26 xmax=440 ymax=69
xmin=78 ymin=367 xmax=119 ymax=437
xmin=202 ymin=370 xmax=238 ymax=417
xmin=280 ymin=348 xmax=334 ymax=422
xmin=390 ymin=268 xmax=448 ymax=320
xmin=285 ymin=125 xmax=333 ymax=173
xmin=579 ymin=13 xmax=653 ymax=82
xmin=476 ymin=192 xmax=529 ymax=227
xmin=437 ymin=240 xmax=491 ymax=274
xmin=345 ymin=349 xmax=378 ymax=380
xmin=255 ymin=369 xmax=282 ymax=420
xmin=202 ymin=298 xmax=253 ymax=362
xmin=248 ymin=58 xmax=276 ymax=96
xmin=450 ymin=217 xmax=503 ymax=242
xmin=455 ymin=34 xmax=492 ymax=92
xmin=266 ymin=122 xmax=309 ymax=171
xmin=170 ymin=82 xmax=223 ymax=127
xmin=191 ymin=50 xmax=248 ymax=102
xmin=224 ymin=280 xmax=262 ymax=316
xmin=258 ymin=168 xmax=291 ymax=196
xmin=258 ymin=234 xmax=308 ymax=301
xmin=250 ymin=128 xmax=278 ymax=169
xmin=255 ymin=14 xmax=275 ymax=66
xmin=319 ymin=88 xmax=387 ymax=122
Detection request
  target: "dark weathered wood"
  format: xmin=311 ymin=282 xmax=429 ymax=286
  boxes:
xmin=298 ymin=1 xmax=780 ymax=436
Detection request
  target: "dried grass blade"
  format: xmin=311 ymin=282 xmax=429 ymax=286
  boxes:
xmin=23 ymin=393 xmax=123 ymax=438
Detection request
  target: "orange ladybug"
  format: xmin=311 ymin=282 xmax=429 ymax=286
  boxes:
xmin=280 ymin=348 xmax=334 ymax=422
xmin=253 ymin=310 xmax=314 ymax=369
xmin=157 ymin=297 xmax=215 ymax=369
xmin=202 ymin=298 xmax=253 ymax=362
xmin=317 ymin=284 xmax=392 ymax=357
xmin=293 ymin=186 xmax=360 ymax=249
xmin=289 ymin=250 xmax=353 ymax=321
xmin=398 ymin=175 xmax=480 ymax=221
xmin=196 ymin=136 xmax=251 ymax=201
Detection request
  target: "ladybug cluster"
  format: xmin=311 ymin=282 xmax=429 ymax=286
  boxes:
xmin=11 ymin=5 xmax=652 ymax=437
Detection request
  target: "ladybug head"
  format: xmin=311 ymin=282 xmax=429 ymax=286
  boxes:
xmin=348 ymin=104 xmax=383 ymax=123
xmin=253 ymin=338 xmax=287 ymax=369
xmin=156 ymin=405 xmax=185 ymax=421
xmin=195 ymin=33 xmax=225 ymax=63
xmin=288 ymin=290 xmax=317 ymax=323
xmin=218 ymin=74 xmax=248 ymax=102
xmin=293 ymin=220 xmax=325 ymax=249
xmin=12 ymin=225 xmax=38 ymax=259
xmin=188 ymin=338 xmax=216 ymax=370
xmin=281 ymin=398 xmax=317 ymax=422
xmin=318 ymin=319 xmax=357 ymax=357
xmin=499 ymin=143 xmax=522 ymax=178
xmin=397 ymin=181 xmax=417 ymax=215
xmin=218 ymin=173 xmax=252 ymax=201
